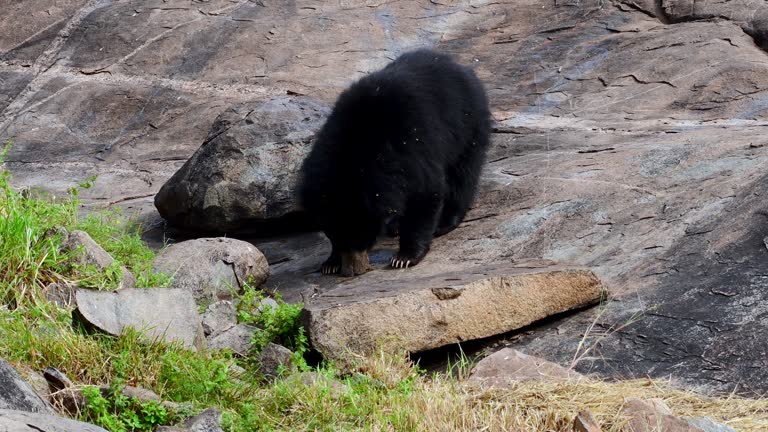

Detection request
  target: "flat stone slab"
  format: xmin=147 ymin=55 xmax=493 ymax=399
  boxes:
xmin=75 ymin=288 xmax=204 ymax=350
xmin=0 ymin=409 xmax=108 ymax=432
xmin=304 ymin=264 xmax=602 ymax=362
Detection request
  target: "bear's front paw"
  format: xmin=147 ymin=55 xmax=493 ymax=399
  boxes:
xmin=320 ymin=255 xmax=341 ymax=275
xmin=390 ymin=251 xmax=427 ymax=269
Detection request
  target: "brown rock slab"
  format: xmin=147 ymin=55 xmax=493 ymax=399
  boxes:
xmin=573 ymin=411 xmax=603 ymax=432
xmin=621 ymin=398 xmax=702 ymax=432
xmin=153 ymin=238 xmax=269 ymax=303
xmin=304 ymin=264 xmax=603 ymax=362
xmin=468 ymin=348 xmax=583 ymax=390
xmin=74 ymin=287 xmax=205 ymax=350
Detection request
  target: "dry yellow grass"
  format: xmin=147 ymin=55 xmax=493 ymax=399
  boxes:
xmin=351 ymin=352 xmax=768 ymax=432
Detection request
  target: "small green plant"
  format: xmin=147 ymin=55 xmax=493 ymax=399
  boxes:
xmin=80 ymin=380 xmax=177 ymax=432
xmin=235 ymin=282 xmax=309 ymax=371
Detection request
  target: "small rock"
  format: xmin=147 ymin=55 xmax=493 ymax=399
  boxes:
xmin=42 ymin=282 xmax=76 ymax=308
xmin=201 ymin=300 xmax=237 ymax=337
xmin=42 ymin=368 xmax=81 ymax=414
xmin=157 ymin=408 xmax=223 ymax=432
xmin=573 ymin=410 xmax=602 ymax=432
xmin=468 ymin=348 xmax=583 ymax=390
xmin=0 ymin=359 xmax=52 ymax=413
xmin=0 ymin=409 xmax=109 ymax=431
xmin=61 ymin=230 xmax=135 ymax=289
xmin=258 ymin=343 xmax=294 ymax=379
xmin=75 ymin=288 xmax=205 ymax=350
xmin=207 ymin=324 xmax=258 ymax=356
xmin=621 ymin=398 xmax=704 ymax=432
xmin=763 ymin=236 xmax=767 ymax=251
xmin=293 ymin=372 xmax=348 ymax=397
xmin=153 ymin=238 xmax=269 ymax=303
xmin=258 ymin=297 xmax=279 ymax=313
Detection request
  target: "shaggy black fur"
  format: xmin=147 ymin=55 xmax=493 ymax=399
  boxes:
xmin=297 ymin=49 xmax=491 ymax=274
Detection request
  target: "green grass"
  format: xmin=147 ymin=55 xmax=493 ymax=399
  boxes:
xmin=2 ymin=141 xmax=768 ymax=432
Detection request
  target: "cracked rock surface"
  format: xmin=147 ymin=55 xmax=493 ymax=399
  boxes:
xmin=3 ymin=0 xmax=768 ymax=394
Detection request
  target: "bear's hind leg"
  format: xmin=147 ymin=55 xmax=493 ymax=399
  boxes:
xmin=391 ymin=194 xmax=443 ymax=268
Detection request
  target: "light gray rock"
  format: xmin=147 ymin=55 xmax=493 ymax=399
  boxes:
xmin=154 ymin=96 xmax=330 ymax=234
xmin=685 ymin=417 xmax=737 ymax=432
xmin=153 ymin=238 xmax=269 ymax=303
xmin=61 ymin=230 xmax=135 ymax=289
xmin=75 ymin=287 xmax=205 ymax=350
xmin=157 ymin=408 xmax=223 ymax=432
xmin=257 ymin=343 xmax=294 ymax=379
xmin=0 ymin=409 xmax=108 ymax=432
xmin=0 ymin=359 xmax=52 ymax=413
xmin=258 ymin=297 xmax=279 ymax=313
xmin=468 ymin=348 xmax=584 ymax=390
xmin=201 ymin=300 xmax=237 ymax=337
xmin=206 ymin=324 xmax=258 ymax=356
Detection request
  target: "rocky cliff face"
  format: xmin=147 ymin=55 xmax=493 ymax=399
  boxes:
xmin=2 ymin=0 xmax=768 ymax=394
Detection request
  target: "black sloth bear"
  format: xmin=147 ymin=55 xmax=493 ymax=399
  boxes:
xmin=297 ymin=49 xmax=491 ymax=276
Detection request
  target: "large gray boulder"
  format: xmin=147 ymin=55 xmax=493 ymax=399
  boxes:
xmin=0 ymin=360 xmax=52 ymax=413
xmin=0 ymin=409 xmax=108 ymax=432
xmin=154 ymin=96 xmax=329 ymax=234
xmin=75 ymin=287 xmax=205 ymax=350
xmin=153 ymin=237 xmax=269 ymax=303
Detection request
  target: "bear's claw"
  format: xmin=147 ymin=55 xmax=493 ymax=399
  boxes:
xmin=321 ymin=264 xmax=340 ymax=275
xmin=390 ymin=257 xmax=412 ymax=269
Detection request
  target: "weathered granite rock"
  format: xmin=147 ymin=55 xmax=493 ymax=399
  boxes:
xmin=75 ymin=287 xmax=205 ymax=350
xmin=62 ymin=230 xmax=135 ymax=289
xmin=154 ymin=96 xmax=329 ymax=234
xmin=468 ymin=348 xmax=583 ymax=389
xmin=5 ymin=0 xmax=768 ymax=394
xmin=153 ymin=238 xmax=269 ymax=303
xmin=0 ymin=360 xmax=52 ymax=413
xmin=303 ymin=264 xmax=603 ymax=363
xmin=0 ymin=409 xmax=108 ymax=432
xmin=206 ymin=324 xmax=258 ymax=356
xmin=201 ymin=300 xmax=237 ymax=337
